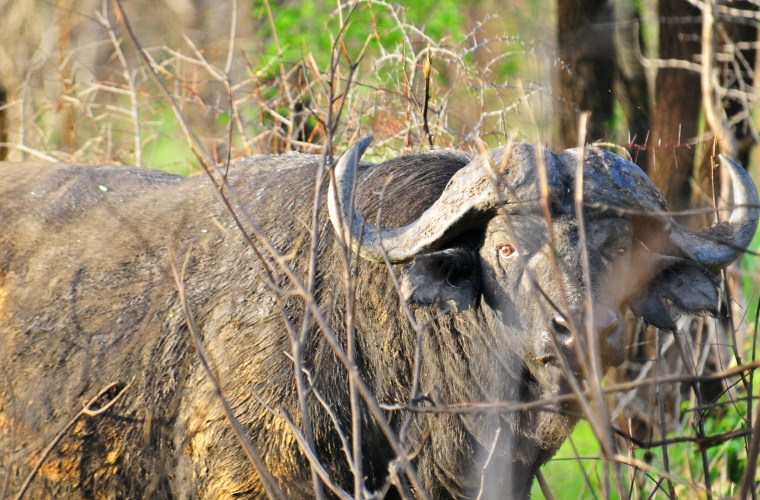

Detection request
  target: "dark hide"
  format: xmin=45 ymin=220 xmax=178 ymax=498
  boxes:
xmin=0 ymin=148 xmax=721 ymax=499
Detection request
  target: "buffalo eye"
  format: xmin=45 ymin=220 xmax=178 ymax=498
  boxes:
xmin=497 ymin=244 xmax=516 ymax=259
xmin=615 ymin=247 xmax=627 ymax=259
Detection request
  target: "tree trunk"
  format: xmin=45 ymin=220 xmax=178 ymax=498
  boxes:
xmin=611 ymin=0 xmax=650 ymax=159
xmin=556 ymin=0 xmax=615 ymax=149
xmin=647 ymin=0 xmax=702 ymax=211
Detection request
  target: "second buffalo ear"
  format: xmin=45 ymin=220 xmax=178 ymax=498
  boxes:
xmin=399 ymin=248 xmax=481 ymax=312
xmin=629 ymin=260 xmax=720 ymax=331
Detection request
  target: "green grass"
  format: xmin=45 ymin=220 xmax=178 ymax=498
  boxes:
xmin=251 ymin=0 xmax=466 ymax=73
xmin=144 ymin=108 xmax=198 ymax=176
xmin=532 ymin=420 xmax=606 ymax=500
xmin=533 ymin=392 xmax=755 ymax=499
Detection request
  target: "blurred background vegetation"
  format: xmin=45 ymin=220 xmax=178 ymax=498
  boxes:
xmin=1 ymin=0 xmax=760 ymax=498
xmin=0 ymin=0 xmax=562 ymax=171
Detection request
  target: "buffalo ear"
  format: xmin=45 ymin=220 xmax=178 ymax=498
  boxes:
xmin=399 ymin=248 xmax=481 ymax=312
xmin=629 ymin=260 xmax=720 ymax=331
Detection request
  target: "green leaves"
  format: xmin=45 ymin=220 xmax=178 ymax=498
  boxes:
xmin=250 ymin=0 xmax=466 ymax=72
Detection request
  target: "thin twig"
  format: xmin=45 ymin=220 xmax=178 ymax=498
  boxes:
xmin=0 ymin=143 xmax=58 ymax=162
xmin=224 ymin=0 xmax=237 ymax=75
xmin=422 ymin=50 xmax=433 ymax=147
xmin=379 ymin=359 xmax=760 ymax=414
xmin=170 ymin=255 xmax=286 ymax=500
xmin=739 ymin=301 xmax=760 ymax=500
xmin=114 ymin=0 xmax=214 ymax=167
xmin=475 ymin=427 xmax=501 ymax=500
xmin=535 ymin=470 xmax=556 ymax=500
xmin=96 ymin=7 xmax=140 ymax=167
xmin=300 ymin=366 xmax=358 ymax=477
xmin=280 ymin=409 xmax=353 ymax=500
xmin=655 ymin=329 xmax=676 ymax=499
xmin=574 ymin=111 xmax=625 ymax=498
xmin=13 ymin=382 xmax=130 ymax=500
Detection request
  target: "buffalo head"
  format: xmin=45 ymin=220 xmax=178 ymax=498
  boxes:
xmin=328 ymin=137 xmax=758 ymax=495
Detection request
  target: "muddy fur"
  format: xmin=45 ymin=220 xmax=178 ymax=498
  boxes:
xmin=0 ymin=148 xmax=722 ymax=499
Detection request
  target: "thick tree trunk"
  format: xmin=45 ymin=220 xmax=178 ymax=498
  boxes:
xmin=611 ymin=0 xmax=650 ymax=157
xmin=556 ymin=0 xmax=615 ymax=149
xmin=647 ymin=1 xmax=702 ymax=211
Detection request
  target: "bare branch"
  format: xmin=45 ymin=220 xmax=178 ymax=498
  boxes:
xmin=13 ymin=382 xmax=130 ymax=500
xmin=170 ymin=255 xmax=286 ymax=500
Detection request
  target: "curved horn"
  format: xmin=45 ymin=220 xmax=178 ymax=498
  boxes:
xmin=328 ymin=137 xmax=505 ymax=263
xmin=328 ymin=136 xmax=375 ymax=256
xmin=668 ymin=154 xmax=759 ymax=270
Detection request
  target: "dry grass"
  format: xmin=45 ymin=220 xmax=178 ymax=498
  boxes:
xmin=0 ymin=0 xmax=561 ymax=169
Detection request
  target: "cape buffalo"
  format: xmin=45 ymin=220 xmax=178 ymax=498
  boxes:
xmin=0 ymin=138 xmax=757 ymax=499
